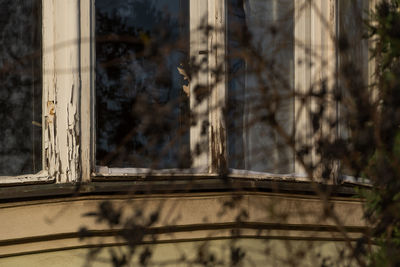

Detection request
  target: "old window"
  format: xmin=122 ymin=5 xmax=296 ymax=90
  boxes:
xmin=226 ymin=0 xmax=339 ymax=178
xmin=89 ymin=0 xmax=363 ymax=179
xmin=0 ymin=0 xmax=42 ymax=177
xmin=338 ymin=0 xmax=374 ymax=182
xmin=95 ymin=0 xmax=191 ymax=171
xmin=0 ymin=0 xmax=373 ymax=184
xmin=93 ymin=0 xmax=211 ymax=176
xmin=227 ymin=0 xmax=295 ymax=174
xmin=0 ymin=0 xmax=84 ymax=184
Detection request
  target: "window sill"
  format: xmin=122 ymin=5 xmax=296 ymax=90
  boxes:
xmin=0 ymin=175 xmax=367 ymax=202
xmin=0 ymin=171 xmax=54 ymax=187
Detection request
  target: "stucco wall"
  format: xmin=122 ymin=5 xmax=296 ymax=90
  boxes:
xmin=0 ymin=239 xmax=353 ymax=267
xmin=0 ymin=190 xmax=366 ymax=266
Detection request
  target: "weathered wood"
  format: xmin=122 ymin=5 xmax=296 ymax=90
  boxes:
xmin=0 ymin=177 xmax=366 ymax=202
xmin=208 ymin=0 xmax=227 ymax=173
xmin=80 ymin=0 xmax=94 ymax=182
xmin=294 ymin=0 xmax=312 ymax=175
xmin=190 ymin=0 xmax=210 ymax=171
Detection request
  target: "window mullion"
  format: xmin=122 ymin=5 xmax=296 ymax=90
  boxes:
xmin=294 ymin=0 xmax=312 ymax=176
xmin=321 ymin=0 xmax=338 ymax=182
xmin=42 ymin=0 xmax=55 ymax=178
xmin=47 ymin=0 xmax=81 ymax=183
xmin=190 ymin=0 xmax=210 ymax=172
xmin=208 ymin=0 xmax=227 ymax=174
xmin=80 ymin=0 xmax=94 ymax=182
xmin=368 ymin=0 xmax=378 ymax=102
xmin=310 ymin=0 xmax=337 ymax=181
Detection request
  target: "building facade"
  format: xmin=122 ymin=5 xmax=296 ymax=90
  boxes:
xmin=0 ymin=0 xmax=371 ymax=266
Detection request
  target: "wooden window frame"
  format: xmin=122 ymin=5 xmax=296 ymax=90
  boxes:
xmin=2 ymin=0 xmax=89 ymax=185
xmin=0 ymin=0 xmax=81 ymax=185
xmin=82 ymin=0 xmax=227 ymax=181
xmin=80 ymin=0 xmax=340 ymax=182
xmin=0 ymin=0 xmax=375 ymax=185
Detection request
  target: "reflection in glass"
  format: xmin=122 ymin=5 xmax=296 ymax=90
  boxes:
xmin=0 ymin=0 xmax=42 ymax=176
xmin=227 ymin=0 xmax=294 ymax=174
xmin=339 ymin=0 xmax=369 ymax=82
xmin=338 ymin=0 xmax=370 ymax=178
xmin=96 ymin=0 xmax=190 ymax=169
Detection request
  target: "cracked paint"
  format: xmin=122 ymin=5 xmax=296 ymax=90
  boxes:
xmin=43 ymin=0 xmax=81 ymax=183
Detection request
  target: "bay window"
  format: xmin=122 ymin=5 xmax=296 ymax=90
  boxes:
xmin=91 ymin=0 xmax=340 ymax=179
xmin=0 ymin=0 xmax=373 ymax=184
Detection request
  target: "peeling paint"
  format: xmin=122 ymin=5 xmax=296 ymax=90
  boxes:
xmin=42 ymin=0 xmax=81 ymax=183
xmin=210 ymin=123 xmax=227 ymax=174
xmin=6 ymin=0 xmax=346 ymax=184
xmin=208 ymin=0 xmax=227 ymax=174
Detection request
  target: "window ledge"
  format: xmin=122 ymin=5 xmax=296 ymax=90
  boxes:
xmin=0 ymin=171 xmax=54 ymax=187
xmin=0 ymin=176 xmax=367 ymax=202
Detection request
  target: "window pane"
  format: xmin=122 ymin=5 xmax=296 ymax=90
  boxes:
xmin=338 ymin=0 xmax=370 ymax=178
xmin=227 ymin=0 xmax=294 ymax=173
xmin=0 ymin=0 xmax=42 ymax=176
xmin=339 ymin=0 xmax=369 ymax=82
xmin=96 ymin=0 xmax=190 ymax=169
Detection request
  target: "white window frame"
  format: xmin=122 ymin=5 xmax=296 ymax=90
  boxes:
xmin=43 ymin=0 xmax=81 ymax=183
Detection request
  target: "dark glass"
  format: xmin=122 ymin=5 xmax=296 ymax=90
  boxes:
xmin=227 ymin=0 xmax=294 ymax=173
xmin=339 ymin=0 xmax=369 ymax=81
xmin=0 ymin=0 xmax=42 ymax=175
xmin=338 ymin=0 xmax=370 ymax=178
xmin=96 ymin=0 xmax=190 ymax=169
